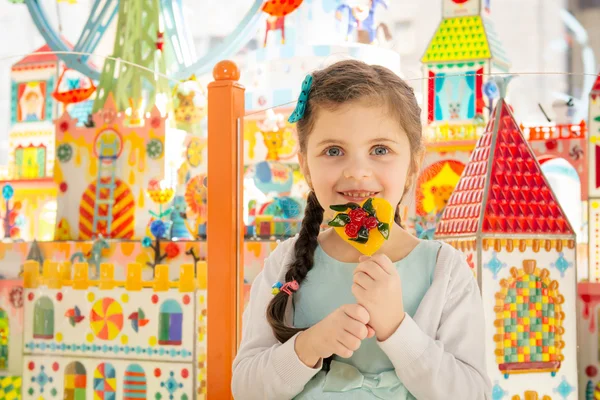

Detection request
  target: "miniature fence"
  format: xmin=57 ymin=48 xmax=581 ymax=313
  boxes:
xmin=23 ymin=260 xmax=206 ymax=292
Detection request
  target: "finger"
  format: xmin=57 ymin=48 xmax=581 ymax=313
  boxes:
xmin=354 ymin=260 xmax=387 ymax=281
xmin=335 ymin=341 xmax=354 ymax=358
xmin=351 ymin=283 xmax=368 ymax=302
xmin=342 ymin=304 xmax=370 ymax=325
xmin=338 ymin=330 xmax=361 ymax=351
xmin=366 ymin=325 xmax=376 ymax=339
xmin=358 ymin=255 xmax=370 ymax=263
xmin=343 ymin=316 xmax=369 ymax=340
xmin=353 ymin=272 xmax=374 ymax=290
xmin=369 ymin=253 xmax=396 ymax=275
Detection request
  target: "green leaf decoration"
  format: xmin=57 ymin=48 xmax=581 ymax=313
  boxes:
xmin=362 ymin=198 xmax=376 ymax=216
xmin=349 ymin=226 xmax=369 ymax=244
xmin=160 ymin=209 xmax=173 ymax=218
xmin=330 ymin=204 xmax=349 ymax=212
xmin=328 ymin=214 xmax=351 ymax=227
xmin=377 ymin=222 xmax=390 ymax=240
xmin=594 ymin=116 xmax=600 ymax=122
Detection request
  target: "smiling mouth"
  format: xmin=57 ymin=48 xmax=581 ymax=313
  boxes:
xmin=338 ymin=191 xmax=380 ymax=201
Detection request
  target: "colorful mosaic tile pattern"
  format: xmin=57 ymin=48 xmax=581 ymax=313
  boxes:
xmin=494 ymin=261 xmax=565 ymax=378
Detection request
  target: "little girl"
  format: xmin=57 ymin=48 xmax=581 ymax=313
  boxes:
xmin=232 ymin=60 xmax=491 ymax=399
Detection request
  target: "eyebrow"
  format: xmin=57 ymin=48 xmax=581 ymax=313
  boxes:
xmin=316 ymin=137 xmax=398 ymax=147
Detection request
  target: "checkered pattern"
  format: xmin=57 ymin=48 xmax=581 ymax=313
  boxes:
xmin=0 ymin=376 xmax=21 ymax=400
xmin=501 ymin=275 xmax=558 ymax=364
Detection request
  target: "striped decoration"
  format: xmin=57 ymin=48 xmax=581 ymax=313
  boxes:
xmin=79 ymin=178 xmax=135 ymax=239
xmin=123 ymin=364 xmax=147 ymax=399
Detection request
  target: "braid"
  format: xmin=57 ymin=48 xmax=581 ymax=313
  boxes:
xmin=266 ymin=191 xmax=324 ymax=343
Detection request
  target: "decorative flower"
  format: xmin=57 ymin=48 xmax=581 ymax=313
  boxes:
xmin=186 ymin=138 xmax=204 ymax=167
xmin=2 ymin=185 xmax=14 ymax=201
xmin=151 ymin=117 xmax=161 ymax=128
xmin=150 ymin=220 xmax=168 ymax=238
xmin=151 ymin=223 xmax=165 ymax=239
xmin=59 ymin=121 xmax=69 ymax=132
xmin=165 ymin=242 xmax=180 ymax=259
xmin=57 ymin=143 xmax=73 ymax=163
xmin=146 ymin=139 xmax=164 ymax=159
xmin=328 ymin=198 xmax=389 ymax=244
xmin=9 ymin=227 xmax=20 ymax=238
xmin=147 ymin=181 xmax=175 ymax=205
xmin=483 ymin=80 xmax=499 ymax=99
xmin=142 ymin=237 xmax=153 ymax=248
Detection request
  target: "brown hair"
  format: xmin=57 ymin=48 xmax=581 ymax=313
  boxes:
xmin=266 ymin=59 xmax=425 ymax=343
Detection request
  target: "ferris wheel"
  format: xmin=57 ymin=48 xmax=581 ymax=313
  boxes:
xmin=22 ymin=0 xmax=266 ymax=81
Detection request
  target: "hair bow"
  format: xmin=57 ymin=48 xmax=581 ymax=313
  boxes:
xmin=272 ymin=280 xmax=299 ymax=296
xmin=288 ymin=75 xmax=313 ymax=123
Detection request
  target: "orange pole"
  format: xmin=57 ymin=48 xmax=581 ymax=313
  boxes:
xmin=207 ymin=60 xmax=245 ymax=399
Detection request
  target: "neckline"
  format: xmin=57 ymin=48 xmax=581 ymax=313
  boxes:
xmin=315 ymin=240 xmax=427 ymax=267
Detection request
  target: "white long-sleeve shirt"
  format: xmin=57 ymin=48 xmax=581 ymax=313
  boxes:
xmin=232 ymin=237 xmax=491 ymax=399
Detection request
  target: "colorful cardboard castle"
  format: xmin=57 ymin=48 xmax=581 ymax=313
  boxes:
xmin=435 ymin=81 xmax=578 ymax=396
xmin=20 ymin=260 xmax=207 ymax=399
xmin=52 ymin=94 xmax=168 ymax=241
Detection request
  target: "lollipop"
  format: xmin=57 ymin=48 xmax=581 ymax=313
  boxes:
xmin=327 ymin=197 xmax=393 ymax=256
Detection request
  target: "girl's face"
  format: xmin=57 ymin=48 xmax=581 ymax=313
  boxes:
xmin=298 ymin=101 xmax=412 ymax=221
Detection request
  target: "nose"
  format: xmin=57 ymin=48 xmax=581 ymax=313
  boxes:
xmin=343 ymin=156 xmax=373 ymax=180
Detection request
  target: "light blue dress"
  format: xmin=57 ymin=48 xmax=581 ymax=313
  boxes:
xmin=292 ymin=240 xmax=441 ymax=399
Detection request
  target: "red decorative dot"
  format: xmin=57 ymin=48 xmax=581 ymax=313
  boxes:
xmin=586 ymin=365 xmax=598 ymax=377
xmin=59 ymin=182 xmax=68 ymax=193
xmin=52 ymin=362 xmax=59 ymax=372
xmin=56 ymin=293 xmax=63 ymax=301
xmin=59 ymin=121 xmax=69 ymax=132
xmin=28 ymin=293 xmax=34 ymax=301
xmin=181 ymin=369 xmax=189 ymax=379
xmin=152 ymin=295 xmax=159 ymax=304
xmin=154 ymin=368 xmax=161 ymax=378
xmin=28 ymin=361 xmax=35 ymax=371
xmin=183 ymin=295 xmax=190 ymax=305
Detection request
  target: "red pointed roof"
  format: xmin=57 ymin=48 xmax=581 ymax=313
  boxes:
xmin=12 ymin=44 xmax=60 ymax=68
xmin=592 ymin=73 xmax=600 ymax=93
xmin=435 ymin=100 xmax=574 ymax=237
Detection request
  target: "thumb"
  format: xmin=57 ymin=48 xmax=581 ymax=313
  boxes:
xmin=366 ymin=324 xmax=375 ymax=339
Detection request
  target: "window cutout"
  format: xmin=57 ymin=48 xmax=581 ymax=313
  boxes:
xmin=158 ymin=300 xmax=183 ymax=345
xmin=33 ymin=296 xmax=54 ymax=339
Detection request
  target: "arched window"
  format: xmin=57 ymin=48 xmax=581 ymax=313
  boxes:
xmin=64 ymin=362 xmax=86 ymax=399
xmin=94 ymin=363 xmax=116 ymax=400
xmin=123 ymin=364 xmax=147 ymax=399
xmin=33 ymin=296 xmax=54 ymax=339
xmin=158 ymin=300 xmax=183 ymax=345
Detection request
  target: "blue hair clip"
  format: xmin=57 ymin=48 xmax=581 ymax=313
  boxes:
xmin=288 ymin=74 xmax=314 ymax=123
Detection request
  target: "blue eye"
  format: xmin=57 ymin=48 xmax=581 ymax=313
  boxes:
xmin=326 ymin=147 xmax=343 ymax=156
xmin=372 ymin=146 xmax=389 ymax=156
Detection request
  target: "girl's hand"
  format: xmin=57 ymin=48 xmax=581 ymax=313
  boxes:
xmin=352 ymin=254 xmax=405 ymax=342
xmin=295 ymin=304 xmax=375 ymax=367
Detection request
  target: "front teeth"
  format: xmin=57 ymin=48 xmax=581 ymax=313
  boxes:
xmin=342 ymin=192 xmax=376 ymax=199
